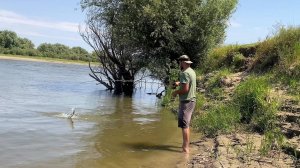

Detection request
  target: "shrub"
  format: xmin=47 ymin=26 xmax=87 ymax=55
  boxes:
xmin=252 ymin=26 xmax=300 ymax=72
xmin=160 ymin=88 xmax=173 ymax=107
xmin=204 ymin=44 xmax=257 ymax=72
xmin=192 ymin=103 xmax=240 ymax=137
xmin=233 ymin=76 xmax=278 ymax=132
xmin=204 ymin=45 xmax=239 ymax=72
xmin=205 ymin=69 xmax=230 ymax=97
xmin=232 ymin=53 xmax=246 ymax=69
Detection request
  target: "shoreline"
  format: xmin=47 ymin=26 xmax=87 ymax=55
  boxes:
xmin=0 ymin=54 xmax=201 ymax=167
xmin=0 ymin=54 xmax=95 ymax=66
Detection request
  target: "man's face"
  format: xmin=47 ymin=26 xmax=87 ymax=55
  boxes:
xmin=179 ymin=60 xmax=184 ymax=70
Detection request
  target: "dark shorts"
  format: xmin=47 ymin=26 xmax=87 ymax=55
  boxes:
xmin=178 ymin=100 xmax=195 ymax=128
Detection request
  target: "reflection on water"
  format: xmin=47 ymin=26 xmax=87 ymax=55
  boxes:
xmin=0 ymin=59 xmax=195 ymax=168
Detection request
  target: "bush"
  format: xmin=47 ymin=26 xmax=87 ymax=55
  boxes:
xmin=160 ymin=88 xmax=173 ymax=107
xmin=232 ymin=53 xmax=246 ymax=69
xmin=205 ymin=69 xmax=230 ymax=97
xmin=204 ymin=44 xmax=257 ymax=72
xmin=192 ymin=103 xmax=240 ymax=137
xmin=204 ymin=45 xmax=239 ymax=71
xmin=252 ymin=26 xmax=300 ymax=72
xmin=233 ymin=76 xmax=278 ymax=132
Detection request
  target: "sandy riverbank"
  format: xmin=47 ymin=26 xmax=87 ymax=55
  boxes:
xmin=0 ymin=54 xmax=93 ymax=65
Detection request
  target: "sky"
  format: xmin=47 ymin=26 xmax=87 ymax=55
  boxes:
xmin=0 ymin=0 xmax=299 ymax=52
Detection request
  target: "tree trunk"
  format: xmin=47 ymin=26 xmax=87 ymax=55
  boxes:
xmin=123 ymin=81 xmax=134 ymax=96
xmin=122 ymin=69 xmax=134 ymax=96
xmin=114 ymin=81 xmax=123 ymax=95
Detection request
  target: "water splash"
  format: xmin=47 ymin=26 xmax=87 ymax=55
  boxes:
xmin=54 ymin=108 xmax=78 ymax=119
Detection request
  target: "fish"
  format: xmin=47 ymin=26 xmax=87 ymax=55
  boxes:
xmin=67 ymin=108 xmax=76 ymax=119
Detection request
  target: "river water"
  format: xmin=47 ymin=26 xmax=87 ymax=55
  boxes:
xmin=0 ymin=59 xmax=195 ymax=168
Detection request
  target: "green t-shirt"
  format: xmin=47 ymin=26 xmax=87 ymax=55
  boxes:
xmin=179 ymin=67 xmax=196 ymax=102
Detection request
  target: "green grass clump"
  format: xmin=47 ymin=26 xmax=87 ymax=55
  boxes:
xmin=233 ymin=76 xmax=278 ymax=132
xmin=204 ymin=45 xmax=240 ymax=72
xmin=203 ymin=44 xmax=257 ymax=72
xmin=259 ymin=128 xmax=285 ymax=156
xmin=252 ymin=26 xmax=300 ymax=72
xmin=160 ymin=88 xmax=174 ymax=107
xmin=232 ymin=53 xmax=246 ymax=69
xmin=206 ymin=69 xmax=230 ymax=89
xmin=192 ymin=104 xmax=240 ymax=137
xmin=195 ymin=92 xmax=205 ymax=113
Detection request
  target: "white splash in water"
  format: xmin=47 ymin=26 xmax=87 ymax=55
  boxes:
xmin=55 ymin=108 xmax=78 ymax=119
xmin=68 ymin=107 xmax=76 ymax=119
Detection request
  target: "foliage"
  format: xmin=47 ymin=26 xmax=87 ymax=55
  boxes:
xmin=204 ymin=45 xmax=239 ymax=71
xmin=0 ymin=30 xmax=20 ymax=48
xmin=18 ymin=38 xmax=35 ymax=49
xmin=232 ymin=53 xmax=246 ymax=69
xmin=259 ymin=128 xmax=285 ymax=156
xmin=251 ymin=26 xmax=300 ymax=72
xmin=0 ymin=30 xmax=94 ymax=62
xmin=80 ymin=12 xmax=147 ymax=95
xmin=195 ymin=92 xmax=205 ymax=113
xmin=233 ymin=76 xmax=278 ymax=132
xmin=205 ymin=68 xmax=230 ymax=97
xmin=141 ymin=0 xmax=238 ymax=67
xmin=192 ymin=103 xmax=240 ymax=137
xmin=37 ymin=43 xmax=69 ymax=58
xmin=203 ymin=43 xmax=257 ymax=72
xmin=160 ymin=88 xmax=175 ymax=107
xmin=81 ymin=0 xmax=238 ymax=83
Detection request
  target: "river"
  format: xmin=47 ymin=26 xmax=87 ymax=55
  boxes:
xmin=0 ymin=59 xmax=194 ymax=168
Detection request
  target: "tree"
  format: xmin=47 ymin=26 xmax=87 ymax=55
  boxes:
xmin=18 ymin=38 xmax=35 ymax=49
xmin=37 ymin=43 xmax=70 ymax=58
xmin=0 ymin=30 xmax=19 ymax=48
xmin=80 ymin=0 xmax=238 ymax=94
xmin=71 ymin=46 xmax=89 ymax=60
xmin=80 ymin=0 xmax=148 ymax=95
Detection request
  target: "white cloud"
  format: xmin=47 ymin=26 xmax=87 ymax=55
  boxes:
xmin=0 ymin=9 xmax=79 ymax=32
xmin=17 ymin=31 xmax=82 ymax=41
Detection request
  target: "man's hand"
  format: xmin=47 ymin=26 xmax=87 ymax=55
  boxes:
xmin=171 ymin=81 xmax=180 ymax=89
xmin=171 ymin=82 xmax=189 ymax=98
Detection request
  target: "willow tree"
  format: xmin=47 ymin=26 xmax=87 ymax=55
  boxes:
xmin=80 ymin=0 xmax=238 ymax=94
xmin=80 ymin=1 xmax=148 ymax=95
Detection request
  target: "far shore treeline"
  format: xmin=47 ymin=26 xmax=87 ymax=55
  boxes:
xmin=0 ymin=30 xmax=97 ymax=62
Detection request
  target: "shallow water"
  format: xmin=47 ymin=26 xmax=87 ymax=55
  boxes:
xmin=0 ymin=59 xmax=196 ymax=168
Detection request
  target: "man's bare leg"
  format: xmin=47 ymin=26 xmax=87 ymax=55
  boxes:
xmin=182 ymin=127 xmax=190 ymax=153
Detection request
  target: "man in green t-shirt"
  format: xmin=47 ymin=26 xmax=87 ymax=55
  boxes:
xmin=172 ymin=55 xmax=196 ymax=154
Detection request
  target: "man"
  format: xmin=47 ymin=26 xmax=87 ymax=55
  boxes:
xmin=172 ymin=55 xmax=196 ymax=154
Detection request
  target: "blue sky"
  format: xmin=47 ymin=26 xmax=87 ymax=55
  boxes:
xmin=0 ymin=0 xmax=299 ymax=52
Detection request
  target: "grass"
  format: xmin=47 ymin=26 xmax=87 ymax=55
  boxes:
xmin=203 ymin=43 xmax=257 ymax=72
xmin=205 ymin=68 xmax=231 ymax=97
xmin=259 ymin=128 xmax=285 ymax=156
xmin=203 ymin=45 xmax=240 ymax=72
xmin=192 ymin=103 xmax=240 ymax=137
xmin=194 ymin=92 xmax=205 ymax=113
xmin=233 ymin=76 xmax=278 ymax=132
xmin=252 ymin=26 xmax=300 ymax=72
xmin=192 ymin=74 xmax=281 ymax=137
